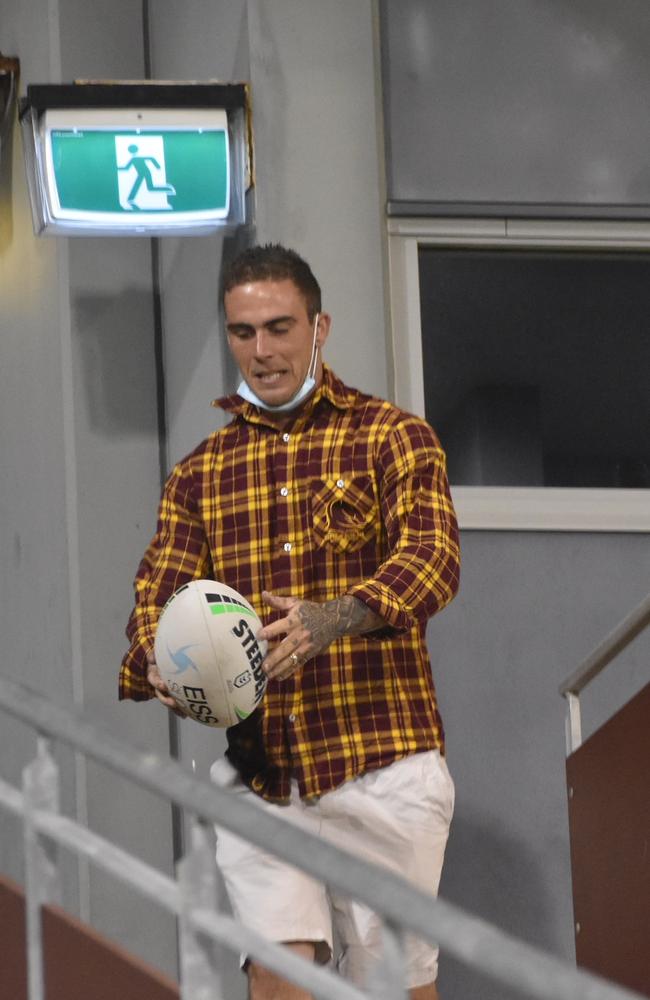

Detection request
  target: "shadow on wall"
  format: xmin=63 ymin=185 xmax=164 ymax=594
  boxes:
xmin=72 ymin=291 xmax=159 ymax=437
xmin=71 ymin=225 xmax=250 ymax=449
xmin=0 ymin=118 xmax=15 ymax=253
xmin=439 ymin=807 xmax=554 ymax=1000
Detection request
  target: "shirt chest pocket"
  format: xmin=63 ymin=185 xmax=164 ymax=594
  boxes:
xmin=311 ymin=475 xmax=379 ymax=553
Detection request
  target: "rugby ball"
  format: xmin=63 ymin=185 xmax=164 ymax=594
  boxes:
xmin=153 ymin=579 xmax=267 ymax=727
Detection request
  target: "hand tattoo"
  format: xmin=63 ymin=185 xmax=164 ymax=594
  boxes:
xmin=259 ymin=592 xmax=387 ymax=680
xmin=296 ymin=595 xmax=384 ymax=653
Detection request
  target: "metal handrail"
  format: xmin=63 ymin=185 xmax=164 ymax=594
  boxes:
xmin=558 ymin=592 xmax=650 ymax=754
xmin=0 ymin=675 xmax=645 ymax=1000
xmin=2 ymin=769 xmax=366 ymax=1000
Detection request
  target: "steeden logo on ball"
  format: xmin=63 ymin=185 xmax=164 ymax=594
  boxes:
xmin=154 ymin=580 xmax=268 ymax=727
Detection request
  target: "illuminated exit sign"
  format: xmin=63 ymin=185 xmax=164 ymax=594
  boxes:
xmin=21 ymin=85 xmax=249 ymax=236
xmin=51 ymin=126 xmax=229 ymax=217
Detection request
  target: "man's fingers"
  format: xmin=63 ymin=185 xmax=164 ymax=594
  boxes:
xmin=257 ymin=615 xmax=293 ymax=643
xmin=257 ymin=594 xmax=317 ymax=680
xmin=261 ymin=590 xmax=298 ymax=611
xmin=264 ymin=658 xmax=302 ymax=681
xmin=148 ymin=666 xmax=168 ymax=694
xmin=262 ymin=638 xmax=312 ymax=680
xmin=146 ymin=646 xmax=185 ymax=717
xmin=257 ymin=594 xmax=303 ymax=643
xmin=262 ymin=628 xmax=310 ymax=669
xmin=153 ymin=686 xmax=188 ymax=719
xmin=147 ymin=652 xmax=185 ymax=715
xmin=153 ymin=688 xmax=175 ymax=707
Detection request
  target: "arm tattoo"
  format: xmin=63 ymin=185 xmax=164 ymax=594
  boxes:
xmin=296 ymin=595 xmax=384 ymax=652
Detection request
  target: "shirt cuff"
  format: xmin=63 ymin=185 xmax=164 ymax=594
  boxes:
xmin=119 ymin=641 xmax=156 ymax=701
xmin=345 ymin=580 xmax=417 ymax=637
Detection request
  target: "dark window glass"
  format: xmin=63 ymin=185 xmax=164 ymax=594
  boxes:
xmin=419 ymin=248 xmax=650 ymax=488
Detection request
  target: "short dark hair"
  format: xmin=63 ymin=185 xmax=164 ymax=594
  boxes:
xmin=222 ymin=244 xmax=322 ymax=320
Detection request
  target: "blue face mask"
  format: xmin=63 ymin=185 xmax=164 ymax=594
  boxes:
xmin=236 ymin=313 xmax=321 ymax=413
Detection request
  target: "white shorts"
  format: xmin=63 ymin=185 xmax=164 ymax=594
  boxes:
xmin=211 ymin=750 xmax=454 ymax=990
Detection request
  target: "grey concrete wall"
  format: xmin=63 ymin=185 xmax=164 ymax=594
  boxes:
xmin=0 ymin=0 xmax=78 ymax=908
xmin=431 ymin=531 xmax=649 ymax=999
xmin=2 ymin=1 xmax=648 ymax=998
xmin=246 ymin=0 xmax=389 ymax=398
xmin=380 ymin=0 xmax=650 ymax=210
xmin=147 ymin=0 xmax=250 ymax=471
xmin=147 ymin=0 xmax=389 ymax=467
xmin=0 ymin=0 xmax=177 ymax=979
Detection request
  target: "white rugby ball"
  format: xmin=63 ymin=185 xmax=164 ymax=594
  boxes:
xmin=153 ymin=579 xmax=267 ymax=727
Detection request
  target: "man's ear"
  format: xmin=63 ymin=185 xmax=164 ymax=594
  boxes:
xmin=316 ymin=312 xmax=332 ymax=348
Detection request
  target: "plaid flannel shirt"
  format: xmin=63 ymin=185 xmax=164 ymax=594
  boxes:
xmin=120 ymin=366 xmax=460 ymax=800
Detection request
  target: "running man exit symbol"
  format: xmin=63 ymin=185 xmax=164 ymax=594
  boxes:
xmin=115 ymin=135 xmax=176 ymax=211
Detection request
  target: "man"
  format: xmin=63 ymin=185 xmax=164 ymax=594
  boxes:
xmin=120 ymin=244 xmax=460 ymax=999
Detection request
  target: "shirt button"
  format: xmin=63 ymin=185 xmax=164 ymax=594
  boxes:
xmin=282 ymin=433 xmax=290 ymax=443
xmin=336 ymin=478 xmax=345 ymax=489
xmin=280 ymin=487 xmax=289 ymax=497
xmin=288 ymin=714 xmax=296 ymax=723
xmin=283 ymin=542 xmax=292 ymax=552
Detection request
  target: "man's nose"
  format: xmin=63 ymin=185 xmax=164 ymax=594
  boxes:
xmin=255 ymin=329 xmax=273 ymax=356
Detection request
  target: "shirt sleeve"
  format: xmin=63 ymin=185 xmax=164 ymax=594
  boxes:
xmin=119 ymin=460 xmax=212 ymax=701
xmin=346 ymin=415 xmax=460 ymax=635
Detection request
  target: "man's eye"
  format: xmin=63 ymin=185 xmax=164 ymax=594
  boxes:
xmin=269 ymin=325 xmax=289 ymax=334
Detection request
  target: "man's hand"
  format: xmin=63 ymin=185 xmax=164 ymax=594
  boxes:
xmin=257 ymin=591 xmax=384 ymax=681
xmin=146 ymin=651 xmax=188 ymax=718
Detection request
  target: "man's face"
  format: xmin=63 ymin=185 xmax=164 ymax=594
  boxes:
xmin=224 ymin=278 xmax=330 ymax=409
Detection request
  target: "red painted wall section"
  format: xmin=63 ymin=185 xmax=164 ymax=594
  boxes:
xmin=566 ymin=682 xmax=650 ymax=997
xmin=0 ymin=874 xmax=179 ymax=1000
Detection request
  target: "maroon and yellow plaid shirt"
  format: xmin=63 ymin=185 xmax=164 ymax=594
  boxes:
xmin=120 ymin=366 xmax=460 ymax=800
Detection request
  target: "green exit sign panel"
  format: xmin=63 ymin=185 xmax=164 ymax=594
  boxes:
xmin=51 ymin=129 xmax=229 ymax=216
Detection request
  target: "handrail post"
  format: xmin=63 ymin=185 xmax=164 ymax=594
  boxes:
xmin=367 ymin=919 xmax=408 ymax=1000
xmin=22 ymin=737 xmax=62 ymax=1000
xmin=178 ymin=817 xmax=223 ymax=1000
xmin=564 ymin=692 xmax=582 ymax=756
xmin=558 ymin=592 xmax=650 ymax=757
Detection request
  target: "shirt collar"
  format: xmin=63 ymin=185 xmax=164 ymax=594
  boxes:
xmin=212 ymin=364 xmax=357 ymax=421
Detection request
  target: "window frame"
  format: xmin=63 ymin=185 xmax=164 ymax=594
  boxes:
xmin=386 ymin=216 xmax=650 ymax=532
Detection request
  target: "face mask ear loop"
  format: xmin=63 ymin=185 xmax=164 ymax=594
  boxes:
xmin=308 ymin=312 xmax=320 ymax=381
